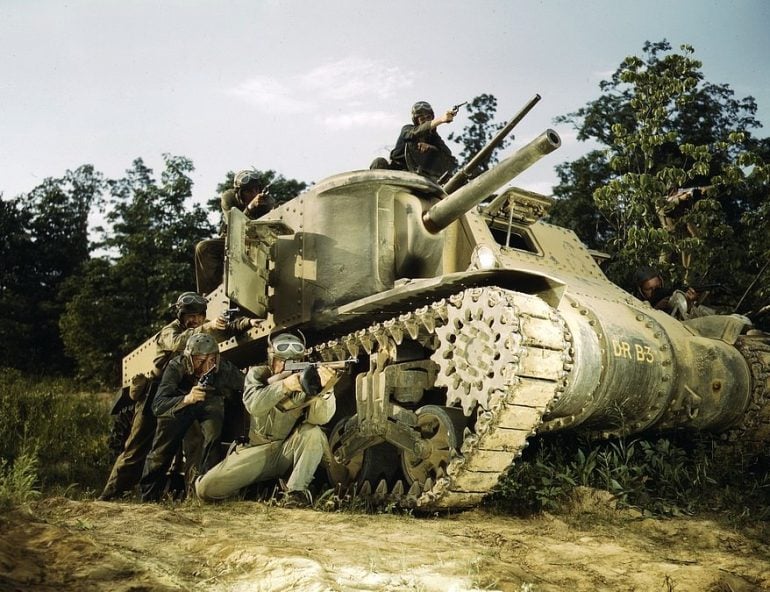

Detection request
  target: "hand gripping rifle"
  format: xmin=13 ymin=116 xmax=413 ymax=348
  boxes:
xmin=275 ymin=357 xmax=358 ymax=411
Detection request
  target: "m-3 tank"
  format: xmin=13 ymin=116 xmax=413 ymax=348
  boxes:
xmin=123 ymin=122 xmax=770 ymax=511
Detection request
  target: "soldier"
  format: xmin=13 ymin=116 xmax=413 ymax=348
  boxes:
xmin=195 ymin=332 xmax=337 ymax=508
xmin=634 ymin=267 xmax=714 ymax=320
xmin=139 ymin=333 xmax=245 ymax=502
xmin=195 ymin=170 xmax=276 ymax=296
xmin=371 ymin=101 xmax=457 ymax=181
xmin=98 ymin=291 xmax=257 ymax=501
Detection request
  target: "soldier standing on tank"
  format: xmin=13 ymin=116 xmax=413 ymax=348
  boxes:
xmin=370 ymin=101 xmax=457 ymax=181
xmin=139 ymin=333 xmax=245 ymax=502
xmin=98 ymin=291 xmax=257 ymax=501
xmin=194 ymin=332 xmax=337 ymax=508
xmin=195 ymin=170 xmax=276 ymax=296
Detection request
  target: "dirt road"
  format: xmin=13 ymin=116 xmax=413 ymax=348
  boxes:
xmin=1 ymin=491 xmax=768 ymax=591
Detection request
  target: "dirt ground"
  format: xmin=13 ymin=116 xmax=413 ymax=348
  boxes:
xmin=0 ymin=489 xmax=768 ymax=592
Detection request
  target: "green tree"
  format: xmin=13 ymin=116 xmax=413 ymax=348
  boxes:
xmin=60 ymin=155 xmax=213 ymax=385
xmin=0 ymin=196 xmax=36 ymax=371
xmin=550 ymin=41 xmax=770 ymax=304
xmin=447 ymin=93 xmax=512 ymax=173
xmin=0 ymin=166 xmax=102 ymax=374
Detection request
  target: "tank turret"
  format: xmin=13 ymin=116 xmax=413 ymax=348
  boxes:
xmin=122 ymin=110 xmax=770 ymax=511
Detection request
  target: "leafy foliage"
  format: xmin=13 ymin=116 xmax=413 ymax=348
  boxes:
xmin=447 ymin=93 xmax=512 ymax=173
xmin=549 ymin=40 xmax=770 ymax=316
xmin=0 ymin=166 xmax=102 ymax=374
xmin=60 ymin=155 xmax=213 ymax=385
xmin=491 ymin=432 xmax=770 ymax=521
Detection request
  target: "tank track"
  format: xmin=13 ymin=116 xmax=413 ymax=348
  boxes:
xmin=313 ymin=287 xmax=572 ymax=511
xmin=730 ymin=336 xmax=770 ymax=450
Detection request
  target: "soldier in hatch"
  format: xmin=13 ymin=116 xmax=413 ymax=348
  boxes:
xmin=195 ymin=170 xmax=276 ymax=296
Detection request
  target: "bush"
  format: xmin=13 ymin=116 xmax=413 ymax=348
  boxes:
xmin=490 ymin=431 xmax=770 ymax=521
xmin=0 ymin=368 xmax=112 ymax=494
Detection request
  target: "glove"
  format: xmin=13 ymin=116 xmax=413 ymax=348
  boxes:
xmin=282 ymin=373 xmax=303 ymax=393
xmin=300 ymin=366 xmax=322 ymax=397
xmin=318 ymin=366 xmax=336 ymax=388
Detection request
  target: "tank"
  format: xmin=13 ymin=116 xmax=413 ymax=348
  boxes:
xmin=123 ymin=124 xmax=770 ymax=511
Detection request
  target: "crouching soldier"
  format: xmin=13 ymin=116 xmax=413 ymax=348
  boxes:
xmin=195 ymin=333 xmax=337 ymax=508
xmin=99 ymin=291 xmax=256 ymax=501
xmin=139 ymin=333 xmax=245 ymax=502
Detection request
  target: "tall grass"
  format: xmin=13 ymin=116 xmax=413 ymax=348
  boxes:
xmin=0 ymin=368 xmax=112 ymax=500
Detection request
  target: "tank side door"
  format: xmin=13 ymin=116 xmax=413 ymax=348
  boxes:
xmin=225 ymin=208 xmax=291 ymax=317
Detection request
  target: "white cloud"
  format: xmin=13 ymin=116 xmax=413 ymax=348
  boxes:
xmin=321 ymin=110 xmax=400 ymax=131
xmin=225 ymin=58 xmax=413 ymax=128
xmin=225 ymin=76 xmax=314 ymax=114
xmin=300 ymin=57 xmax=414 ymax=102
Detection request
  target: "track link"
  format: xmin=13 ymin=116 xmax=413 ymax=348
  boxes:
xmin=313 ymin=287 xmax=572 ymax=511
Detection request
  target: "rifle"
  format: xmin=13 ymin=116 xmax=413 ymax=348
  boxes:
xmin=684 ymin=283 xmax=722 ymax=293
xmin=450 ymin=101 xmax=468 ymax=116
xmin=275 ymin=359 xmax=357 ymax=412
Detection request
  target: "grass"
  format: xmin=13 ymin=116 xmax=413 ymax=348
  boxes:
xmin=489 ymin=431 xmax=770 ymax=525
xmin=0 ymin=368 xmax=112 ymax=502
xmin=0 ymin=450 xmax=40 ymax=510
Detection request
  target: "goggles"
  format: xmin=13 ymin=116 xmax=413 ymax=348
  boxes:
xmin=235 ymin=171 xmax=261 ymax=189
xmin=177 ymin=293 xmax=205 ymax=306
xmin=273 ymin=340 xmax=305 ymax=359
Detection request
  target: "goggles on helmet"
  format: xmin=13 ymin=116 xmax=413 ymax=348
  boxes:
xmin=274 ymin=341 xmax=305 ymax=358
xmin=234 ymin=170 xmax=261 ymax=190
xmin=178 ymin=293 xmax=205 ymax=306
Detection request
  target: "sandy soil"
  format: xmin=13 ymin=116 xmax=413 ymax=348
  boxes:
xmin=0 ymin=489 xmax=768 ymax=592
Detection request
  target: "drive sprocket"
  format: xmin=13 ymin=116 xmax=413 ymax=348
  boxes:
xmin=431 ymin=287 xmax=522 ymax=415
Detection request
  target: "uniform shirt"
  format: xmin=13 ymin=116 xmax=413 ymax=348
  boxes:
xmin=152 ymin=355 xmax=245 ymax=417
xmin=243 ymin=365 xmax=336 ymax=444
xmin=389 ymin=121 xmax=454 ymax=171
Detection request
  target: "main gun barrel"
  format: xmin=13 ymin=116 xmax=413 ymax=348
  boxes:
xmin=422 ymin=128 xmax=561 ymax=234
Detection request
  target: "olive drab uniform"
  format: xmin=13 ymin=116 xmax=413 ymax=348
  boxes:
xmin=389 ymin=120 xmax=455 ymax=175
xmin=98 ymin=317 xmax=249 ymax=501
xmin=195 ymin=364 xmax=336 ymax=501
xmin=139 ymin=355 xmax=245 ymax=501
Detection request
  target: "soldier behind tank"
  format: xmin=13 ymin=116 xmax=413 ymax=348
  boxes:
xmin=634 ymin=266 xmax=715 ymax=320
xmin=139 ymin=333 xmax=245 ymax=502
xmin=195 ymin=169 xmax=277 ymax=296
xmin=98 ymin=291 xmax=257 ymax=501
xmin=370 ymin=101 xmax=457 ymax=182
xmin=195 ymin=332 xmax=338 ymax=508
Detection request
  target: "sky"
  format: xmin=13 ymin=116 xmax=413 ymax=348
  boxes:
xmin=1 ymin=0 xmax=769 ymax=207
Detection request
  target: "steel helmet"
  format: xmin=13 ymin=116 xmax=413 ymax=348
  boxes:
xmin=411 ymin=101 xmax=434 ymax=124
xmin=175 ymin=291 xmax=207 ymax=321
xmin=633 ymin=266 xmax=661 ymax=288
xmin=268 ymin=332 xmax=306 ymax=361
xmin=183 ymin=333 xmax=219 ymax=373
